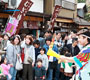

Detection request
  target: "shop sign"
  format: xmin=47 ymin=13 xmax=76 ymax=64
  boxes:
xmin=49 ymin=5 xmax=61 ymax=30
xmin=5 ymin=0 xmax=33 ymax=35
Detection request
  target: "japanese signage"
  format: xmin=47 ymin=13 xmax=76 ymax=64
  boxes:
xmin=49 ymin=5 xmax=61 ymax=30
xmin=5 ymin=16 xmax=19 ymax=36
xmin=13 ymin=0 xmax=33 ymax=34
xmin=5 ymin=0 xmax=33 ymax=35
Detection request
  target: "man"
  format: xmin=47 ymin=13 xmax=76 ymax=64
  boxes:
xmin=67 ymin=29 xmax=77 ymax=44
xmin=43 ymin=36 xmax=59 ymax=80
xmin=54 ymin=31 xmax=63 ymax=53
xmin=67 ymin=38 xmax=80 ymax=75
xmin=60 ymin=30 xmax=90 ymax=80
xmin=67 ymin=38 xmax=80 ymax=56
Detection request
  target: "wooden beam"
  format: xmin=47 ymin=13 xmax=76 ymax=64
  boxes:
xmin=79 ymin=26 xmax=90 ymax=29
xmin=0 ymin=13 xmax=43 ymax=21
xmin=56 ymin=18 xmax=73 ymax=23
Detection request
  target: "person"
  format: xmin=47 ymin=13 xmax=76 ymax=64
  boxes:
xmin=67 ymin=38 xmax=80 ymax=56
xmin=67 ymin=29 xmax=77 ymax=44
xmin=54 ymin=31 xmax=62 ymax=52
xmin=34 ymin=59 xmax=46 ymax=80
xmin=43 ymin=36 xmax=59 ymax=80
xmin=60 ymin=47 xmax=70 ymax=80
xmin=21 ymin=35 xmax=35 ymax=80
xmin=33 ymin=40 xmax=41 ymax=60
xmin=64 ymin=53 xmax=73 ymax=80
xmin=1 ymin=33 xmax=10 ymax=51
xmin=60 ymin=30 xmax=90 ymax=80
xmin=6 ymin=35 xmax=21 ymax=80
xmin=0 ymin=34 xmax=6 ymax=55
xmin=37 ymin=48 xmax=48 ymax=71
xmin=0 ymin=55 xmax=7 ymax=80
xmin=38 ymin=32 xmax=45 ymax=48
xmin=1 ymin=56 xmax=11 ymax=80
xmin=67 ymin=38 xmax=80 ymax=75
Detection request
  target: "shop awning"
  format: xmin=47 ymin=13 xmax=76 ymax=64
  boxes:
xmin=74 ymin=17 xmax=90 ymax=26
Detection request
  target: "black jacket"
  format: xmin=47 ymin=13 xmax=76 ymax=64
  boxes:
xmin=67 ymin=44 xmax=80 ymax=56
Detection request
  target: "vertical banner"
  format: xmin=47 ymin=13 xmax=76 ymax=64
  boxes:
xmin=13 ymin=0 xmax=33 ymax=34
xmin=49 ymin=5 xmax=61 ymax=31
xmin=5 ymin=0 xmax=33 ymax=36
xmin=5 ymin=16 xmax=19 ymax=36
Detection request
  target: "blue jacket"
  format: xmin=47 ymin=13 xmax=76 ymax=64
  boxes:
xmin=43 ymin=44 xmax=58 ymax=61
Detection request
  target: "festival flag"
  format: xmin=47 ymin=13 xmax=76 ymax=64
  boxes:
xmin=5 ymin=16 xmax=19 ymax=36
xmin=49 ymin=5 xmax=62 ymax=31
xmin=5 ymin=0 xmax=33 ymax=36
xmin=13 ymin=0 xmax=33 ymax=34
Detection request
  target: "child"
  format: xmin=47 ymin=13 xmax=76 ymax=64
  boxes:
xmin=64 ymin=53 xmax=73 ymax=80
xmin=34 ymin=59 xmax=46 ymax=80
xmin=1 ymin=56 xmax=11 ymax=80
xmin=37 ymin=48 xmax=48 ymax=70
xmin=33 ymin=40 xmax=41 ymax=60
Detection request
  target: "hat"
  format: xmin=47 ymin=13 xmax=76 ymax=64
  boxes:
xmin=77 ymin=29 xmax=88 ymax=35
xmin=81 ymin=31 xmax=90 ymax=39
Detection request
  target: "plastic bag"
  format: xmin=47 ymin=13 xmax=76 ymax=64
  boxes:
xmin=16 ymin=56 xmax=23 ymax=70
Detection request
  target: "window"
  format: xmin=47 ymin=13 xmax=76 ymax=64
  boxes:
xmin=62 ymin=0 xmax=75 ymax=10
xmin=55 ymin=0 xmax=76 ymax=10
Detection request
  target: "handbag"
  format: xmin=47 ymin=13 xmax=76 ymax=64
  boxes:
xmin=27 ymin=56 xmax=33 ymax=63
xmin=21 ymin=48 xmax=25 ymax=62
xmin=16 ymin=56 xmax=23 ymax=70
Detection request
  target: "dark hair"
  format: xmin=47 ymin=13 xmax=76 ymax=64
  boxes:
xmin=46 ymin=36 xmax=52 ymax=42
xmin=33 ymin=40 xmax=40 ymax=45
xmin=71 ymin=29 xmax=77 ymax=33
xmin=25 ymin=35 xmax=33 ymax=45
xmin=87 ymin=38 xmax=90 ymax=43
xmin=37 ymin=58 xmax=42 ymax=63
xmin=3 ymin=33 xmax=10 ymax=38
xmin=61 ymin=34 xmax=67 ymax=40
xmin=65 ymin=53 xmax=72 ymax=57
xmin=10 ymin=35 xmax=21 ymax=45
xmin=60 ymin=47 xmax=70 ymax=55
xmin=44 ymin=30 xmax=53 ymax=35
xmin=0 ymin=56 xmax=6 ymax=64
xmin=40 ymin=48 xmax=46 ymax=53
xmin=39 ymin=32 xmax=44 ymax=37
xmin=20 ymin=33 xmax=26 ymax=41
xmin=72 ymin=38 xmax=78 ymax=43
xmin=55 ymin=31 xmax=61 ymax=35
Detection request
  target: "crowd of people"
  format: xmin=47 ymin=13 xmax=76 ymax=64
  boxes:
xmin=0 ymin=28 xmax=89 ymax=80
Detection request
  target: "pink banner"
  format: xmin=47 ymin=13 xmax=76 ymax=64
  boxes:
xmin=5 ymin=16 xmax=19 ymax=36
xmin=5 ymin=23 xmax=17 ymax=36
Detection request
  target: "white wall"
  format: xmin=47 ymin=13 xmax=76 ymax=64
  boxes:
xmin=17 ymin=0 xmax=44 ymax=13
xmin=65 ymin=0 xmax=76 ymax=3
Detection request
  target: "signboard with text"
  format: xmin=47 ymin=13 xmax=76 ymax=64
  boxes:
xmin=5 ymin=0 xmax=33 ymax=35
xmin=49 ymin=5 xmax=61 ymax=30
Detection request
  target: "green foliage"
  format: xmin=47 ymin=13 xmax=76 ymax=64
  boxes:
xmin=84 ymin=13 xmax=90 ymax=21
xmin=78 ymin=0 xmax=86 ymax=3
xmin=87 ymin=5 xmax=90 ymax=12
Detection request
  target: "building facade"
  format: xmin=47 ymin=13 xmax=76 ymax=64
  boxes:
xmin=0 ymin=0 xmax=45 ymax=37
xmin=44 ymin=0 xmax=78 ymax=32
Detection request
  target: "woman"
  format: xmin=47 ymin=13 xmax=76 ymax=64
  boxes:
xmin=21 ymin=35 xmax=35 ymax=80
xmin=6 ymin=35 xmax=21 ymax=80
xmin=60 ymin=31 xmax=90 ymax=80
